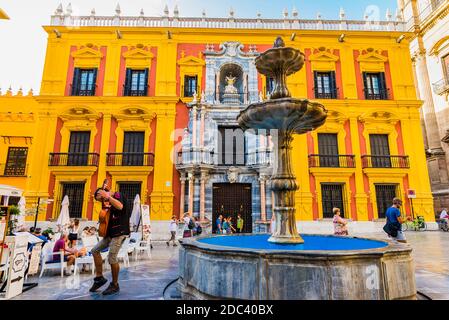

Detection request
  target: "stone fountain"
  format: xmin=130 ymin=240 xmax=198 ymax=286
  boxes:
xmin=178 ymin=37 xmax=416 ymax=300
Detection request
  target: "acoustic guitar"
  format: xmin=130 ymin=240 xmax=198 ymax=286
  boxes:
xmin=98 ymin=179 xmax=111 ymax=237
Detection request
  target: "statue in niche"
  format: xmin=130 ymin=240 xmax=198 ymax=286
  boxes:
xmin=225 ymin=73 xmax=238 ymax=94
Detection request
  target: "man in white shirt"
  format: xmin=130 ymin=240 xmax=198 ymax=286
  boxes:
xmin=166 ymin=215 xmax=178 ymax=247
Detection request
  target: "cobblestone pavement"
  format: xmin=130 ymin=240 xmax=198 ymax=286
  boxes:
xmin=7 ymin=231 xmax=449 ymax=300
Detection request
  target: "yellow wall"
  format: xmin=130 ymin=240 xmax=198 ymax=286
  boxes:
xmin=0 ymin=24 xmax=435 ymax=222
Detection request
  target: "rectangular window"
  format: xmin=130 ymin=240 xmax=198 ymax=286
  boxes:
xmin=123 ymin=132 xmax=145 ymax=166
xmin=321 ymin=184 xmax=346 ymax=219
xmin=60 ymin=182 xmax=85 ymax=219
xmin=363 ymin=72 xmax=388 ymax=100
xmin=71 ymin=68 xmax=97 ymax=96
xmin=318 ymin=133 xmax=339 ymax=167
xmin=375 ymin=184 xmax=399 ymax=219
xmin=124 ymin=69 xmax=148 ymax=96
xmin=184 ymin=75 xmax=198 ymax=97
xmin=4 ymin=147 xmax=28 ymax=176
xmin=369 ymin=134 xmax=391 ymax=168
xmin=118 ymin=182 xmax=142 ymax=217
xmin=217 ymin=126 xmax=246 ymax=166
xmin=442 ymin=54 xmax=449 ymax=81
xmin=68 ymin=131 xmax=91 ymax=166
xmin=314 ymin=71 xmax=337 ymax=99
xmin=266 ymin=77 xmax=275 ymax=96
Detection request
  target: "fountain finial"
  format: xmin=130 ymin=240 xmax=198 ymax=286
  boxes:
xmin=273 ymin=36 xmax=285 ymax=48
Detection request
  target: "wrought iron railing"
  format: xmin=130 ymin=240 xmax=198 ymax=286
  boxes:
xmin=123 ymin=84 xmax=149 ymax=96
xmin=364 ymin=88 xmax=390 ymax=100
xmin=106 ymin=153 xmax=154 ymax=166
xmin=49 ymin=153 xmax=100 ymax=166
xmin=308 ymin=155 xmax=356 ymax=168
xmin=432 ymin=78 xmax=449 ymax=95
xmin=361 ymin=155 xmax=409 ymax=169
xmin=70 ymin=84 xmax=96 ymax=96
xmin=313 ymin=87 xmax=339 ymax=99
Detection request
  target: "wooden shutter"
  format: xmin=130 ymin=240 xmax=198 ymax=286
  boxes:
xmin=362 ymin=72 xmax=368 ymax=99
xmin=144 ymin=68 xmax=149 ymax=95
xmin=313 ymin=71 xmax=319 ymax=97
xmin=71 ymin=68 xmax=80 ymax=95
xmin=91 ymin=69 xmax=98 ymax=95
xmin=124 ymin=68 xmax=132 ymax=96
xmin=379 ymin=72 xmax=387 ymax=99
xmin=330 ymin=71 xmax=337 ymax=98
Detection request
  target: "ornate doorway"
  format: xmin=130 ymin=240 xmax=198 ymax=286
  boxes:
xmin=212 ymin=183 xmax=252 ymax=233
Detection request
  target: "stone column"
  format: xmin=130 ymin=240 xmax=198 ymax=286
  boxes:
xmin=187 ymin=172 xmax=195 ymax=216
xmin=179 ymin=173 xmax=186 ymax=216
xmin=199 ymin=170 xmax=208 ymax=222
xmin=259 ymin=175 xmax=267 ymax=221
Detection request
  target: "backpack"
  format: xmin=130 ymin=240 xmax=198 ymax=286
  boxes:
xmin=188 ymin=218 xmax=195 ymax=230
xmin=196 ymin=224 xmax=203 ymax=235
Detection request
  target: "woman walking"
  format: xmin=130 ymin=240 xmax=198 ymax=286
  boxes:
xmin=333 ymin=208 xmax=348 ymax=236
xmin=167 ymin=215 xmax=178 ymax=246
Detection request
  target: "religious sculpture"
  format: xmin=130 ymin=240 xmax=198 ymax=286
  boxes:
xmin=225 ymin=73 xmax=238 ymax=94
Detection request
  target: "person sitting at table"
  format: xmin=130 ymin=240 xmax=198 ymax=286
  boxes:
xmin=51 ymin=233 xmax=77 ymax=275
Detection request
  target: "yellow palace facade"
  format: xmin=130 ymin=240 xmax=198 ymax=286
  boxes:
xmin=0 ymin=5 xmax=436 ymax=231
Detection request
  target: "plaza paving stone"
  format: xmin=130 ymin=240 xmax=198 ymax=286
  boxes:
xmin=8 ymin=231 xmax=449 ymax=300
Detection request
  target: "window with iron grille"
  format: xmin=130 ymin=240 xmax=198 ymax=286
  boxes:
xmin=118 ymin=182 xmax=141 ymax=218
xmin=363 ymin=72 xmax=388 ymax=100
xmin=375 ymin=184 xmax=399 ymax=219
xmin=266 ymin=77 xmax=275 ymax=96
xmin=124 ymin=68 xmax=148 ymax=96
xmin=321 ymin=183 xmax=346 ymax=218
xmin=314 ymin=71 xmax=337 ymax=99
xmin=217 ymin=126 xmax=246 ymax=166
xmin=60 ymin=182 xmax=85 ymax=219
xmin=71 ymin=68 xmax=97 ymax=96
xmin=184 ymin=75 xmax=198 ymax=97
xmin=318 ymin=133 xmax=339 ymax=167
xmin=68 ymin=131 xmax=91 ymax=166
xmin=4 ymin=147 xmax=27 ymax=176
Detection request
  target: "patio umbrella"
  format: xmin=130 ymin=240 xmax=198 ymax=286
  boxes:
xmin=56 ymin=195 xmax=71 ymax=232
xmin=129 ymin=194 xmax=141 ymax=232
xmin=16 ymin=196 xmax=26 ymax=231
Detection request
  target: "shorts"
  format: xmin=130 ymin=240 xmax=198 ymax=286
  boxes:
xmin=91 ymin=235 xmax=127 ymax=264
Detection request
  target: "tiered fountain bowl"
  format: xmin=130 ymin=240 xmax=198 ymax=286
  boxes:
xmin=178 ymin=37 xmax=416 ymax=300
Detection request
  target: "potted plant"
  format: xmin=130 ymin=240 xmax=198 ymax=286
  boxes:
xmin=7 ymin=205 xmax=20 ymax=235
xmin=42 ymin=227 xmax=54 ymax=240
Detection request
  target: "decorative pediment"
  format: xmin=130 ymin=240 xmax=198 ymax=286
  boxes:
xmin=309 ymin=48 xmax=339 ymax=62
xmin=71 ymin=46 xmax=103 ymax=68
xmin=177 ymin=54 xmax=205 ymax=67
xmin=60 ymin=105 xmax=100 ymax=121
xmin=115 ymin=105 xmax=156 ymax=122
xmin=358 ymin=110 xmax=399 ymax=124
xmin=122 ymin=47 xmax=154 ymax=68
xmin=357 ymin=49 xmax=388 ymax=63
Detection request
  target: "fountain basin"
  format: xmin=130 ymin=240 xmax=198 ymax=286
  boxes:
xmin=179 ymin=234 xmax=416 ymax=300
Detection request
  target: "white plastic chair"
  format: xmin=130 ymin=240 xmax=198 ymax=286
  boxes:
xmin=73 ymin=236 xmax=98 ymax=276
xmin=116 ymin=237 xmax=130 ymax=267
xmin=133 ymin=236 xmax=152 ymax=261
xmin=39 ymin=242 xmax=68 ymax=278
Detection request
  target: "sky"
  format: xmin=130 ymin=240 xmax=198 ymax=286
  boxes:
xmin=0 ymin=0 xmax=397 ymax=94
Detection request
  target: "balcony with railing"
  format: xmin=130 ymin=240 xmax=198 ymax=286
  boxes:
xmin=49 ymin=153 xmax=99 ymax=166
xmin=313 ymin=87 xmax=339 ymax=99
xmin=123 ymin=84 xmax=149 ymax=97
xmin=70 ymin=84 xmax=96 ymax=96
xmin=106 ymin=153 xmax=154 ymax=166
xmin=0 ymin=163 xmax=28 ymax=177
xmin=246 ymin=150 xmax=273 ymax=167
xmin=308 ymin=155 xmax=356 ymax=168
xmin=433 ymin=78 xmax=449 ymax=95
xmin=364 ymin=88 xmax=390 ymax=100
xmin=176 ymin=149 xmax=214 ymax=167
xmin=361 ymin=155 xmax=409 ymax=169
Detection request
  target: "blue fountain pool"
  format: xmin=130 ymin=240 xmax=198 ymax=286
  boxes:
xmin=198 ymin=234 xmax=388 ymax=251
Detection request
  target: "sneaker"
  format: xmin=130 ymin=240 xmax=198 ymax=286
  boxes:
xmin=102 ymin=283 xmax=120 ymax=296
xmin=89 ymin=276 xmax=108 ymax=292
xmin=166 ymin=241 xmax=169 ymax=246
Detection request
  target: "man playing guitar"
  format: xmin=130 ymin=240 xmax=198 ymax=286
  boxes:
xmin=90 ymin=179 xmax=129 ymax=295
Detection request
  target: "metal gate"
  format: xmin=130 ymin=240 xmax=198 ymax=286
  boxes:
xmin=321 ymin=183 xmax=346 ymax=218
xmin=318 ymin=133 xmax=339 ymax=167
xmin=57 ymin=182 xmax=86 ymax=219
xmin=375 ymin=184 xmax=399 ymax=219
xmin=118 ymin=182 xmax=142 ymax=216
xmin=68 ymin=131 xmax=91 ymax=166
xmin=212 ymin=183 xmax=252 ymax=233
